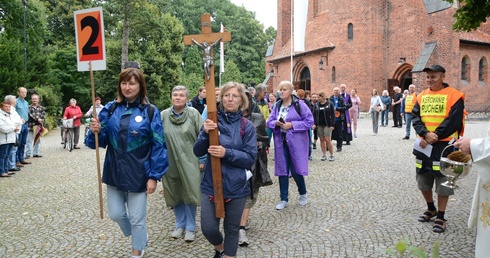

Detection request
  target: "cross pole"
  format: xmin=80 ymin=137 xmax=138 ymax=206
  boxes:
xmin=184 ymin=14 xmax=231 ymax=218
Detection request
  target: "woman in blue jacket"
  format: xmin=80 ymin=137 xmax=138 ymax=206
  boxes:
xmin=194 ymin=82 xmax=257 ymax=258
xmin=86 ymin=68 xmax=168 ymax=258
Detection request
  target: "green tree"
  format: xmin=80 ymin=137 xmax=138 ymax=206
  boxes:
xmin=221 ymin=60 xmax=241 ymax=83
xmin=265 ymin=26 xmax=277 ymax=46
xmin=0 ymin=0 xmax=53 ymax=96
xmin=165 ymin=0 xmax=269 ymax=86
xmin=183 ymin=45 xmax=205 ymax=97
xmin=445 ymin=0 xmax=490 ymax=31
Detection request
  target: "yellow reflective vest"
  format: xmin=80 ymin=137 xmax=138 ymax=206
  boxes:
xmin=416 ymin=86 xmax=464 ymax=142
xmin=404 ymin=93 xmax=416 ymax=113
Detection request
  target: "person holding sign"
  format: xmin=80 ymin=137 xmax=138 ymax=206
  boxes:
xmin=193 ymin=82 xmax=257 ymax=258
xmin=85 ymin=68 xmax=168 ymax=258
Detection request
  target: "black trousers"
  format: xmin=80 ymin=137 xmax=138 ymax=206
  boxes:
xmin=392 ymin=105 xmax=402 ymax=127
xmin=332 ymin=121 xmax=343 ymax=149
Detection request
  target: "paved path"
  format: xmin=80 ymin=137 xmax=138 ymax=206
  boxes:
xmin=0 ymin=118 xmax=486 ymax=257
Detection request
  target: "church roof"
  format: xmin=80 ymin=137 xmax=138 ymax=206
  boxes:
xmin=459 ymin=30 xmax=490 ymax=46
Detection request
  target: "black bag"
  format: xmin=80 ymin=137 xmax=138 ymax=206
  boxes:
xmin=13 ymin=138 xmax=19 ymax=147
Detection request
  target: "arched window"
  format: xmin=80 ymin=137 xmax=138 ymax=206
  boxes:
xmin=461 ymin=55 xmax=470 ymax=81
xmin=348 ymin=23 xmax=353 ymax=42
xmin=300 ymin=67 xmax=311 ymax=91
xmin=479 ymin=57 xmax=487 ymax=82
xmin=332 ymin=66 xmax=336 ymax=83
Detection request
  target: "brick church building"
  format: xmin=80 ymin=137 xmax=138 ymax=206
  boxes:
xmin=265 ymin=0 xmax=490 ymax=112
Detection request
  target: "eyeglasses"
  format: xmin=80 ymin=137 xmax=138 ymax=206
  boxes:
xmin=223 ymin=94 xmax=241 ymax=100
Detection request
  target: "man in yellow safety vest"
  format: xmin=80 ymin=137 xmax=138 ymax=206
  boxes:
xmin=402 ymin=84 xmax=417 ymax=140
xmin=411 ymin=64 xmax=465 ymax=234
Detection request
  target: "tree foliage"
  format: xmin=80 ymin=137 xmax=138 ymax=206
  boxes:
xmin=164 ymin=0 xmax=272 ymax=87
xmin=221 ymin=60 xmax=241 ymax=84
xmin=0 ymin=0 xmax=58 ymax=111
xmin=0 ymin=0 xmax=271 ymax=118
xmin=445 ymin=0 xmax=490 ymax=31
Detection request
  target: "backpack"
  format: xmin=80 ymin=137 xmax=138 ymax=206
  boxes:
xmin=275 ymin=99 xmax=301 ymax=116
xmin=108 ymin=102 xmax=155 ymax=123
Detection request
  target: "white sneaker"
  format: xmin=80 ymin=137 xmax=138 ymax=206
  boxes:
xmin=328 ymin=156 xmax=335 ymax=161
xmin=299 ymin=194 xmax=308 ymax=206
xmin=244 ymin=220 xmax=251 ymax=230
xmin=321 ymin=155 xmax=327 ymax=161
xmin=184 ymin=230 xmax=195 ymax=242
xmin=171 ymin=228 xmax=184 ymax=239
xmin=275 ymin=200 xmax=288 ymax=210
xmin=238 ymin=229 xmax=249 ymax=246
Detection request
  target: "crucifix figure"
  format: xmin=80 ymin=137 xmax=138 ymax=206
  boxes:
xmin=191 ymin=36 xmax=222 ymax=80
xmin=184 ymin=14 xmax=231 ymax=218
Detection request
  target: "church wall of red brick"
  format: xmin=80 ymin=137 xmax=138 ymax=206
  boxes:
xmin=267 ymin=0 xmax=490 ymax=112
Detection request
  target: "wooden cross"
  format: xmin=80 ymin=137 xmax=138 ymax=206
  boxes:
xmin=184 ymin=14 xmax=231 ymax=218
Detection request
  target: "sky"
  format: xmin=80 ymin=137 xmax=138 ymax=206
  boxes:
xmin=229 ymin=0 xmax=277 ymax=29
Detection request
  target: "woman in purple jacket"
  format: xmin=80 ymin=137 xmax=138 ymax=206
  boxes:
xmin=267 ymin=81 xmax=314 ymax=210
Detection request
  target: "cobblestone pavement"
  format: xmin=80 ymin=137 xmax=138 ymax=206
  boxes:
xmin=0 ymin=118 xmax=486 ymax=258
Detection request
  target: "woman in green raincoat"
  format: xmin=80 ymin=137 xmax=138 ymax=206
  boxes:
xmin=161 ymin=85 xmax=204 ymax=242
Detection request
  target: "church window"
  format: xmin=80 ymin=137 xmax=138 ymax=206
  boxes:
xmin=479 ymin=57 xmax=487 ymax=82
xmin=348 ymin=23 xmax=353 ymax=42
xmin=461 ymin=55 xmax=470 ymax=81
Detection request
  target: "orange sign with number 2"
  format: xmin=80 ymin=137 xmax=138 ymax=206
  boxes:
xmin=75 ymin=10 xmax=104 ymax=61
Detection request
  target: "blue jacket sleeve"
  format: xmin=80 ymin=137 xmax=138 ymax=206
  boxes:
xmin=148 ymin=106 xmax=168 ymax=181
xmin=84 ymin=103 xmax=111 ymax=149
xmin=194 ymin=127 xmax=210 ymax=157
xmin=223 ymin=121 xmax=257 ymax=169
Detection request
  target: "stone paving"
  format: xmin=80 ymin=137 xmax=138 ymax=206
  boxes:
xmin=0 ymin=117 xmax=487 ymax=258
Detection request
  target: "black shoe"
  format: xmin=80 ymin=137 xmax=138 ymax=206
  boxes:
xmin=9 ymin=167 xmax=21 ymax=172
xmin=312 ymin=143 xmax=316 ymax=149
xmin=402 ymin=136 xmax=409 ymax=140
xmin=345 ymin=141 xmax=350 ymax=145
xmin=391 ymin=125 xmax=398 ymax=128
xmin=214 ymin=250 xmax=224 ymax=258
xmin=73 ymin=146 xmax=80 ymax=149
xmin=336 ymin=148 xmax=342 ymax=152
xmin=33 ymin=155 xmax=43 ymax=158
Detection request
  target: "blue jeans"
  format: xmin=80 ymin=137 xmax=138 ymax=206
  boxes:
xmin=106 ymin=185 xmax=148 ymax=251
xmin=278 ymin=139 xmax=307 ymax=202
xmin=173 ymin=203 xmax=197 ymax=232
xmin=16 ymin=124 xmax=28 ymax=162
xmin=0 ymin=144 xmax=13 ymax=174
xmin=9 ymin=144 xmax=17 ymax=169
xmin=26 ymin=130 xmax=40 ymax=157
xmin=200 ymin=193 xmax=246 ymax=257
xmin=381 ymin=109 xmax=389 ymax=126
xmin=405 ymin=113 xmax=413 ymax=137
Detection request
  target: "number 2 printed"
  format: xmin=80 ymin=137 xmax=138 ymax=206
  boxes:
xmin=76 ymin=10 xmax=104 ymax=62
xmin=81 ymin=16 xmax=99 ymax=56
